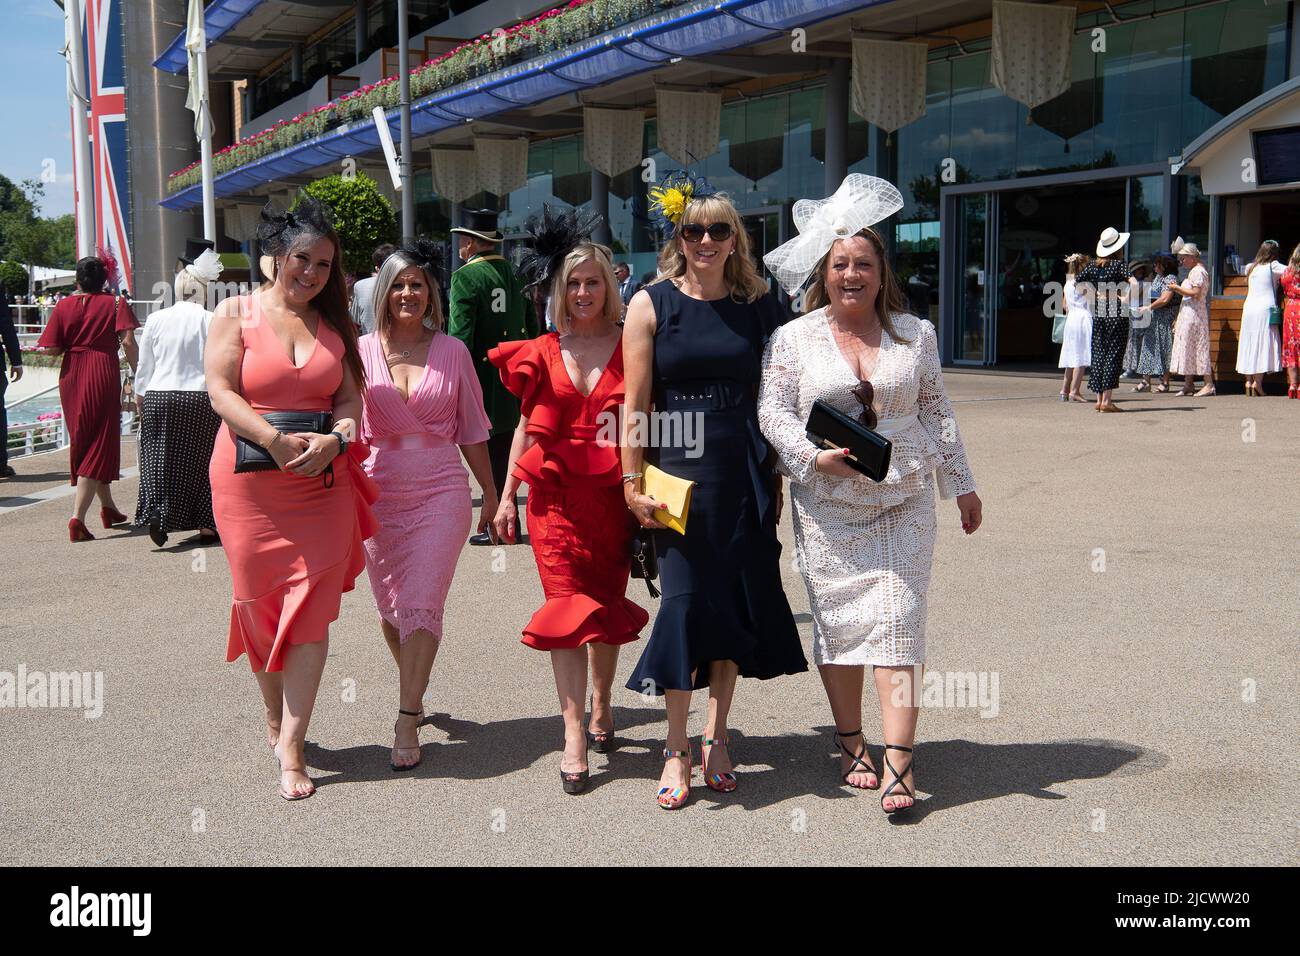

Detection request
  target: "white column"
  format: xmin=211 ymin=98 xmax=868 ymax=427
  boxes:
xmin=65 ymin=0 xmax=95 ymax=258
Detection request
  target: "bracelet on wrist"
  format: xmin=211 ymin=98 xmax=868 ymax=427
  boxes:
xmin=621 ymin=471 xmax=644 ymax=484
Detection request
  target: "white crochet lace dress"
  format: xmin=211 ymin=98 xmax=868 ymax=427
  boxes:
xmin=758 ymin=310 xmax=976 ymax=666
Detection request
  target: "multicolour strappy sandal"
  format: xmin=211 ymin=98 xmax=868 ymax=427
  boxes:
xmin=701 ymin=735 xmax=738 ymax=793
xmin=656 ymin=747 xmax=692 ymax=810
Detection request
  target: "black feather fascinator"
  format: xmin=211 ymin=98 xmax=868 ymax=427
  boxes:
xmin=257 ymin=195 xmax=334 ymax=257
xmin=399 ymin=236 xmax=448 ymax=294
xmin=517 ymin=205 xmax=605 ymax=293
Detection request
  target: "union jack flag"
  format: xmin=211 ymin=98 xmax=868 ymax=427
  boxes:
xmin=77 ymin=0 xmax=132 ymax=293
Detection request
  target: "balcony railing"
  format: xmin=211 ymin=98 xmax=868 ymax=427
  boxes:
xmin=167 ymin=0 xmax=684 ymax=193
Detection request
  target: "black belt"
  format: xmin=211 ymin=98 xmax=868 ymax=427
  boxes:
xmin=657 ymin=381 xmax=753 ymax=411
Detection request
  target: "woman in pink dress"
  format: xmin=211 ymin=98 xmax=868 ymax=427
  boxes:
xmin=1281 ymin=244 xmax=1300 ymax=398
xmin=1168 ymin=242 xmax=1215 ymax=396
xmin=207 ymin=199 xmax=377 ymax=801
xmin=358 ymin=240 xmax=497 ymax=771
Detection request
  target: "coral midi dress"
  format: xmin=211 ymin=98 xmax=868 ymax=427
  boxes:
xmin=489 ymin=332 xmax=648 ymax=651
xmin=209 ymin=298 xmax=377 ymax=672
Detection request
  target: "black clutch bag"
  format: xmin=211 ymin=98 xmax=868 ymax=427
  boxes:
xmin=234 ymin=411 xmax=334 ymax=473
xmin=805 ymin=399 xmax=892 ymax=482
xmin=629 ymin=527 xmax=660 ymax=599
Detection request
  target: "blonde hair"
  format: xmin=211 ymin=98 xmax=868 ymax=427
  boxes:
xmin=1288 ymin=243 xmax=1300 ymax=274
xmin=1065 ymin=253 xmax=1089 ymax=276
xmin=550 ymin=243 xmax=620 ymax=334
xmin=173 ymin=268 xmax=209 ymax=305
xmin=653 ymin=193 xmax=768 ymax=304
xmin=373 ymin=250 xmax=444 ymax=336
xmin=804 ymin=228 xmax=912 ymax=343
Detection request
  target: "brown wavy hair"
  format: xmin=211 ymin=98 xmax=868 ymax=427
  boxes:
xmin=273 ymin=227 xmax=365 ymax=388
xmin=653 ymin=193 xmax=769 ymax=304
xmin=804 ymin=227 xmax=912 ymax=343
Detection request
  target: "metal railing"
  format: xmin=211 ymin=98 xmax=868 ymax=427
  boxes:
xmin=5 ymin=379 xmax=138 ymax=461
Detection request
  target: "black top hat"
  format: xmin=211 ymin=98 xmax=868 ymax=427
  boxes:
xmin=449 ymin=209 xmax=503 ymax=243
xmin=179 ymin=238 xmax=215 ymax=266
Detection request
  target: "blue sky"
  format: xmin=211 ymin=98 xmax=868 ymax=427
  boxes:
xmin=0 ymin=1 xmax=77 ymax=217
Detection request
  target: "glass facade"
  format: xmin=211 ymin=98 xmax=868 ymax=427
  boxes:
xmin=406 ymin=0 xmax=1288 ymax=365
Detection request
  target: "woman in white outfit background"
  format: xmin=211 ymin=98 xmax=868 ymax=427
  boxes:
xmin=1058 ymin=253 xmax=1092 ymax=402
xmin=758 ymin=175 xmax=982 ymax=817
xmin=1236 ymin=240 xmax=1284 ymax=395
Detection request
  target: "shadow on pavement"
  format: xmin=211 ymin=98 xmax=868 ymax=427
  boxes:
xmin=648 ymin=730 xmax=1169 ymax=821
xmin=304 ymin=705 xmax=666 ymax=788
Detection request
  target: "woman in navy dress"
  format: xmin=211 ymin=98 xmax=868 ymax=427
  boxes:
xmin=621 ymin=176 xmax=806 ymax=810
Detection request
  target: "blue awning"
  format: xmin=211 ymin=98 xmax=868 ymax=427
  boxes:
xmin=161 ymin=0 xmax=896 ymax=210
xmin=154 ymin=0 xmax=267 ymax=74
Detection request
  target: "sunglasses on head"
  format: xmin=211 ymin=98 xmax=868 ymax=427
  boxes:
xmin=851 ymin=381 xmax=878 ymax=430
xmin=679 ymin=222 xmax=733 ymax=243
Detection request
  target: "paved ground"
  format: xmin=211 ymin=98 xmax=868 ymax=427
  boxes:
xmin=1 ymin=374 xmax=1295 ymax=866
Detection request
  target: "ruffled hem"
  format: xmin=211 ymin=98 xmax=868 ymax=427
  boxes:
xmin=513 ymin=438 xmax=621 ymax=488
xmin=521 ymin=592 xmax=648 ymax=651
xmin=225 ymin=444 xmax=378 ymax=673
xmin=625 ymin=589 xmax=807 ymax=696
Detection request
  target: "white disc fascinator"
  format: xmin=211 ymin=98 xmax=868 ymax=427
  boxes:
xmin=185 ymin=248 xmax=224 ymax=284
xmin=763 ymin=174 xmax=904 ymax=295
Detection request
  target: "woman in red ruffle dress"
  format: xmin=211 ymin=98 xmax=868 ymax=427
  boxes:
xmin=489 ymin=242 xmax=648 ymax=795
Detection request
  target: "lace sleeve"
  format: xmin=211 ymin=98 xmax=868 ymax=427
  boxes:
xmin=916 ymin=320 xmax=976 ymax=500
xmin=758 ymin=323 xmax=819 ymax=485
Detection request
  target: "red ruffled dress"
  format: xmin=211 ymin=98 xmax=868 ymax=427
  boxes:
xmin=488 ymin=333 xmax=648 ymax=650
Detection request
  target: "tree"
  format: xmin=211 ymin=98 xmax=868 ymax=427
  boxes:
xmin=0 ymin=179 xmax=76 ymax=271
xmin=0 ymin=260 xmax=28 ymax=293
xmin=300 ymin=172 xmax=398 ymax=277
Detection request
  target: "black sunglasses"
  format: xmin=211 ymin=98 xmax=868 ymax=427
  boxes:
xmin=851 ymin=381 xmax=878 ymax=430
xmin=679 ymin=222 xmax=733 ymax=243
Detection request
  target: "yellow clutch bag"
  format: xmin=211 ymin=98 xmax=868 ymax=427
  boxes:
xmin=644 ymin=464 xmax=695 ymax=535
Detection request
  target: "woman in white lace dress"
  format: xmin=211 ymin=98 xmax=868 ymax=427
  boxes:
xmin=758 ymin=176 xmax=982 ymax=816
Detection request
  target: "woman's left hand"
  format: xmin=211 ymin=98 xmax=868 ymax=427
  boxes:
xmin=285 ymin=432 xmax=341 ymax=477
xmin=478 ymin=493 xmax=500 ymax=544
xmin=957 ymin=491 xmax=982 ymax=535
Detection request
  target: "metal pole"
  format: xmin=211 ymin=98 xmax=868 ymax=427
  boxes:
xmin=397 ymin=0 xmax=414 ymax=237
xmin=197 ymin=43 xmax=216 ymax=241
xmin=65 ymin=0 xmax=95 ymax=258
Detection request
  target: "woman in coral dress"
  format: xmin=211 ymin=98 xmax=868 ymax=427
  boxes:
xmin=358 ymin=240 xmax=497 ymax=772
xmin=36 ymin=255 xmax=139 ymax=540
xmin=206 ymin=200 xmax=376 ymax=801
xmin=490 ymin=236 xmax=648 ymax=796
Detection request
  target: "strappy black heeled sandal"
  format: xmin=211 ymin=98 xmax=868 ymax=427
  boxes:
xmin=390 ymin=708 xmax=423 ymax=772
xmin=834 ymin=728 xmax=879 ymax=790
xmin=880 ymin=743 xmax=916 ymax=816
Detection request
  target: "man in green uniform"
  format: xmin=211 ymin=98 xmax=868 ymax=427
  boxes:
xmin=447 ymin=209 xmax=537 ymax=545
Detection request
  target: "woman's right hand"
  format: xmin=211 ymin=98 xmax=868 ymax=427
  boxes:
xmin=624 ymin=487 xmax=668 ymax=529
xmin=268 ymin=433 xmax=310 ymax=471
xmin=815 ymin=448 xmax=860 ymax=480
xmin=493 ymin=498 xmax=518 ymax=544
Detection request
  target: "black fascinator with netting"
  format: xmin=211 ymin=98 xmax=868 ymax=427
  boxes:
xmin=257 ymin=195 xmax=334 ymax=258
xmin=517 ymin=205 xmax=605 ymax=293
xmin=399 ymin=236 xmax=448 ymax=294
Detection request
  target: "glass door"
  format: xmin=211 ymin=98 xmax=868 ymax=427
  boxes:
xmin=954 ymin=194 xmax=990 ymax=363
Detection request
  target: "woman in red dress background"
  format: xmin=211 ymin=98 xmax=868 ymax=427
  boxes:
xmin=1281 ymin=243 xmax=1300 ymax=398
xmin=490 ymin=231 xmax=648 ymax=795
xmin=36 ymin=255 xmax=139 ymax=541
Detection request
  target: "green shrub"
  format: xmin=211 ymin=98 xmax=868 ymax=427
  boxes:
xmin=300 ymin=172 xmax=399 ymax=277
xmin=1 ymin=260 xmax=28 ymax=294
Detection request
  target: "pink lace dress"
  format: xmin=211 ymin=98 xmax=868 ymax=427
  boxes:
xmin=359 ymin=331 xmax=491 ymax=641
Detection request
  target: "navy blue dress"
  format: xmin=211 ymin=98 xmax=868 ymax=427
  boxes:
xmin=626 ymin=281 xmax=807 ymax=695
